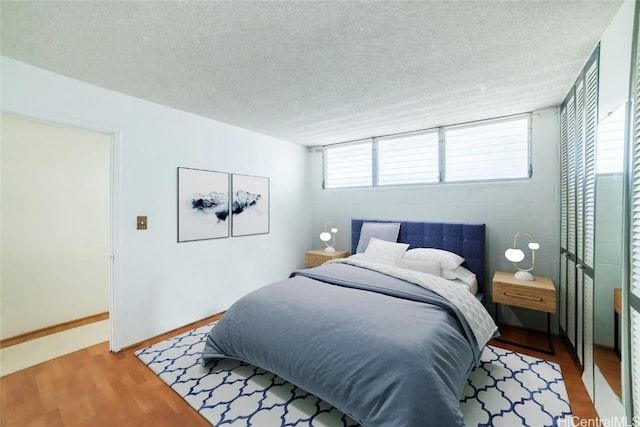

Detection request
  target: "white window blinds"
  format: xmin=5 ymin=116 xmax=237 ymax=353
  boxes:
xmin=323 ymin=141 xmax=372 ymax=189
xmin=444 ymin=118 xmax=530 ymax=182
xmin=322 ymin=114 xmax=531 ymax=189
xmin=377 ymin=132 xmax=439 ymax=186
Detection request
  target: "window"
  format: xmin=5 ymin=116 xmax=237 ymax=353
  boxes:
xmin=323 ymin=140 xmax=372 ymax=189
xmin=322 ymin=114 xmax=531 ymax=189
xmin=377 ymin=132 xmax=439 ymax=186
xmin=444 ymin=118 xmax=530 ymax=182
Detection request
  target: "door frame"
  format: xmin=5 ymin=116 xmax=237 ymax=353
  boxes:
xmin=0 ymin=110 xmax=122 ymax=352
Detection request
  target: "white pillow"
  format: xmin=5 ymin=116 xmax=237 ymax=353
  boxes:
xmin=441 ymin=265 xmax=477 ymax=286
xmin=396 ymin=258 xmax=441 ymax=276
xmin=362 ymin=237 xmax=409 ymax=265
xmin=356 ymin=222 xmax=401 ymax=253
xmin=402 ymin=248 xmax=464 ymax=270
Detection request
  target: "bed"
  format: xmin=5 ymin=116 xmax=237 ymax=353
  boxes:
xmin=201 ymin=219 xmax=497 ymax=426
xmin=350 ymin=219 xmax=487 ymax=300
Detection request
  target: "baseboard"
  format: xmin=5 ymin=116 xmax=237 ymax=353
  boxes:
xmin=121 ymin=311 xmax=225 ymax=352
xmin=0 ymin=312 xmax=109 ymax=349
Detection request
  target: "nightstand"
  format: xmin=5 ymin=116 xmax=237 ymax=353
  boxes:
xmin=304 ymin=249 xmax=349 ymax=267
xmin=492 ymin=270 xmax=556 ymax=355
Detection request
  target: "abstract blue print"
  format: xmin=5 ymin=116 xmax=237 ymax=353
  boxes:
xmin=231 ymin=174 xmax=269 ymax=236
xmin=191 ymin=191 xmax=229 ymax=221
xmin=231 ymin=190 xmax=261 ymax=215
xmin=178 ymin=167 xmax=230 ymax=242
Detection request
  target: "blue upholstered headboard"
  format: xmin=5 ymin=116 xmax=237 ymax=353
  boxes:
xmin=351 ymin=219 xmax=486 ymax=298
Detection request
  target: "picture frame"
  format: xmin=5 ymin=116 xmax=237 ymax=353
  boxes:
xmin=231 ymin=174 xmax=270 ymax=237
xmin=177 ymin=167 xmax=230 ymax=242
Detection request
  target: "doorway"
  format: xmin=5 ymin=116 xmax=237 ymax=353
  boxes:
xmin=0 ymin=113 xmax=112 ymax=372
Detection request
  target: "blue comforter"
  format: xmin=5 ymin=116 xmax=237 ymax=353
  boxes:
xmin=201 ymin=262 xmax=485 ymax=426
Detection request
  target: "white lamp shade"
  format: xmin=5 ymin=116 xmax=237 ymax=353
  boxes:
xmin=319 ymin=232 xmax=332 ymax=242
xmin=330 ymin=227 xmax=338 ymax=233
xmin=528 ymin=242 xmax=540 ymax=250
xmin=505 ymin=248 xmax=525 ymax=263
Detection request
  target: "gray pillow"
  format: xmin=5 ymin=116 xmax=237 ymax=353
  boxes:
xmin=356 ymin=222 xmax=401 ymax=253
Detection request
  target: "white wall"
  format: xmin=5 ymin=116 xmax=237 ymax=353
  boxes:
xmin=307 ymin=107 xmax=561 ymax=332
xmin=0 ymin=56 xmax=310 ymax=350
xmin=1 ymin=114 xmax=111 ymax=339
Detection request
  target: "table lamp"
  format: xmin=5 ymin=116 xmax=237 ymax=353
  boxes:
xmin=319 ymin=222 xmax=338 ymax=253
xmin=504 ymin=231 xmax=540 ymax=281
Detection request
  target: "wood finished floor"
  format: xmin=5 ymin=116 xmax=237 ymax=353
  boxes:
xmin=1 ymin=317 xmax=598 ymax=426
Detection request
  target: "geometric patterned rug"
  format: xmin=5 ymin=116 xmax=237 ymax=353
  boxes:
xmin=461 ymin=346 xmax=572 ymax=426
xmin=135 ymin=323 xmax=573 ymax=426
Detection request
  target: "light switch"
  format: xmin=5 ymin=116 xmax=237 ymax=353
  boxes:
xmin=137 ymin=216 xmax=147 ymax=230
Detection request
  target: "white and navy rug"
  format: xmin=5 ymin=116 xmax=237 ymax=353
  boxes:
xmin=135 ymin=323 xmax=572 ymax=426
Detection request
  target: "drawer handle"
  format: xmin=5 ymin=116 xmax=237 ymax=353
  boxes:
xmin=503 ymin=292 xmax=542 ymax=302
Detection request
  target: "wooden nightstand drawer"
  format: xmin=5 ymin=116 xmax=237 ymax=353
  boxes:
xmin=305 ymin=249 xmax=349 ymax=267
xmin=492 ymin=271 xmax=556 ymax=313
xmin=492 ymin=270 xmax=556 ymax=354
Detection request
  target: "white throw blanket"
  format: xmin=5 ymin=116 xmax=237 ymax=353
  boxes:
xmin=331 ymin=257 xmax=498 ymax=355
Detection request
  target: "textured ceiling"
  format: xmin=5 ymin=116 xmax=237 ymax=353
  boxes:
xmin=0 ymin=1 xmax=623 ymax=146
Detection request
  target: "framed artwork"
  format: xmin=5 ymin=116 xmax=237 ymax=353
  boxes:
xmin=177 ymin=167 xmax=230 ymax=242
xmin=231 ymin=174 xmax=270 ymax=236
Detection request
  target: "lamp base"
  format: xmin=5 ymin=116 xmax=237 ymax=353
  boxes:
xmin=324 ymin=247 xmax=336 ymax=253
xmin=514 ymin=271 xmax=534 ymax=281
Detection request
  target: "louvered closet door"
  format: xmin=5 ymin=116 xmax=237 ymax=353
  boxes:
xmin=561 ymin=91 xmax=578 ymax=349
xmin=559 ymin=48 xmax=598 ymax=369
xmin=583 ymin=275 xmax=595 ymax=399
xmin=581 ymin=58 xmax=598 ymax=399
xmin=628 ymin=7 xmax=640 ymax=418
xmin=560 ymin=105 xmax=569 ymax=334
xmin=576 ymin=77 xmax=586 ymax=364
xmin=584 ymin=57 xmax=598 ymax=294
xmin=576 ymin=79 xmax=585 ymax=265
